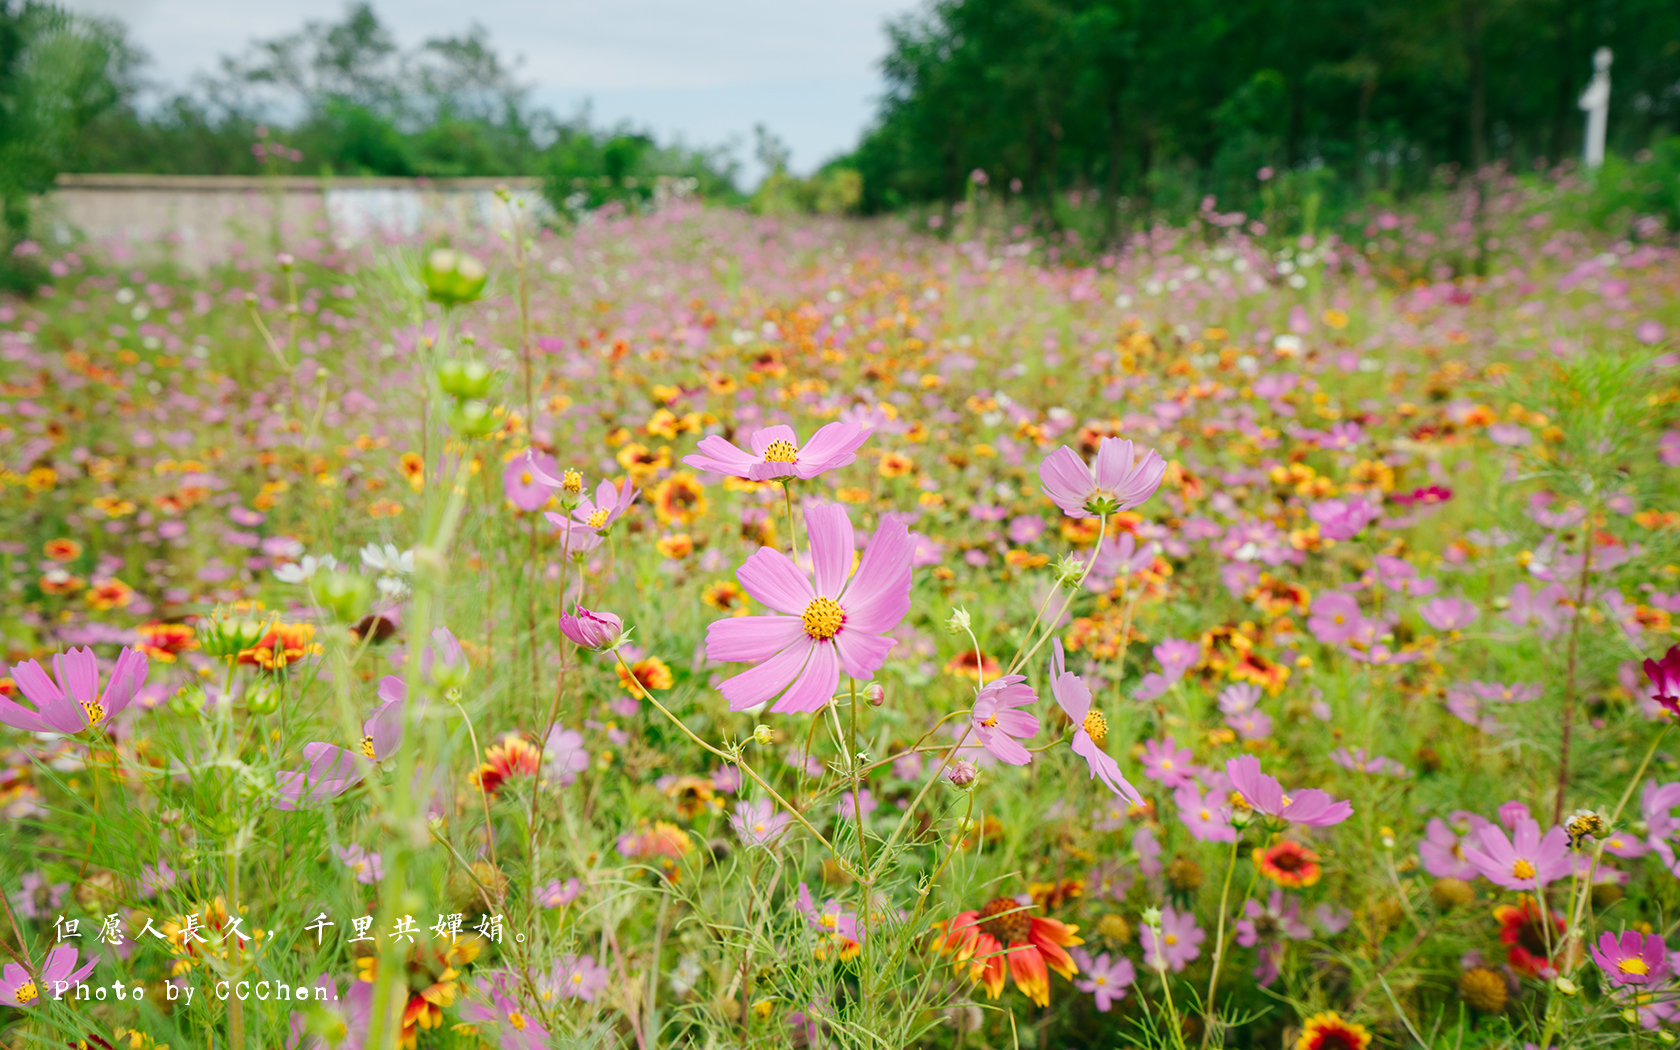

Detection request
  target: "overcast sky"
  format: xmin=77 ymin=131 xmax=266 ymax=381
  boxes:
xmin=58 ymin=0 xmax=919 ymax=182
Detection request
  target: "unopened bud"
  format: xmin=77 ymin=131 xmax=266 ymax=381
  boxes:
xmin=1379 ymin=826 xmax=1396 ymax=849
xmin=1140 ymin=907 xmax=1162 ymax=928
xmin=753 ymin=724 xmax=773 ymax=746
xmin=421 ymin=248 xmax=488 ymax=305
xmin=1554 ymin=977 xmax=1578 ymax=996
xmin=946 ymin=759 xmax=978 ymax=788
xmin=864 ymin=683 xmax=885 ymax=707
xmin=245 ymin=681 xmax=280 ymax=716
xmin=447 ymin=399 xmax=500 ymax=438
xmin=1623 ymin=1008 xmax=1640 ymax=1024
xmin=276 ymin=252 xmax=295 ymax=269
xmin=436 ymin=358 xmax=495 ymax=400
xmin=945 ymin=607 xmax=971 ymax=634
xmin=309 ymin=570 xmax=372 ymax=624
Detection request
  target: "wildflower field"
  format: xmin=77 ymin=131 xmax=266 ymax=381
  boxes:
xmin=1 ymin=177 xmax=1678 ymax=1050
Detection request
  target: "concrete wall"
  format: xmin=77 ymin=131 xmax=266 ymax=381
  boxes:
xmin=41 ymin=174 xmax=550 ymax=270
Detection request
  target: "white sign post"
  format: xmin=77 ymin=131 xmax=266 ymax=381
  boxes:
xmin=1578 ymin=47 xmax=1612 ymax=170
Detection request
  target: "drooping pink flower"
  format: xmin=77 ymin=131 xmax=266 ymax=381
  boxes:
xmin=1072 ymin=949 xmax=1136 ymax=1011
xmin=1049 ymin=639 xmax=1142 ymax=804
xmin=971 ymin=675 xmax=1040 ymax=765
xmin=559 ymin=605 xmax=624 ymax=651
xmin=1141 ymin=906 xmax=1204 ymax=972
xmin=1591 ymin=930 xmax=1671 ymax=987
xmin=1308 ymin=496 xmax=1381 ymax=541
xmin=1225 ymin=755 xmax=1353 ymax=826
xmin=1038 ymin=437 xmax=1165 ymax=519
xmin=683 ymin=421 xmax=868 ymax=481
xmin=1644 ymin=645 xmax=1680 ymax=716
xmin=1461 ymin=817 xmax=1571 ymax=890
xmin=1141 ymin=736 xmax=1196 ymax=788
xmin=0 ymin=944 xmax=97 ymax=1006
xmin=503 ymin=449 xmax=561 ymax=511
xmin=706 ymin=504 xmax=912 ymax=713
xmin=1 ymin=646 xmax=149 ymax=734
xmin=1419 ymin=597 xmax=1479 ymax=632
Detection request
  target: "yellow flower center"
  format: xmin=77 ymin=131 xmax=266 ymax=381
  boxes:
xmin=1230 ymin=792 xmax=1251 ymax=811
xmin=562 ymin=469 xmax=582 ymax=494
xmin=1199 ymin=809 xmax=1212 ymax=821
xmin=820 ymin=915 xmax=838 ymax=930
xmin=763 ymin=440 xmax=799 ymax=464
xmin=801 ymin=596 xmax=844 ymax=639
xmin=570 ymin=973 xmax=584 ymax=986
xmin=1082 ymin=710 xmax=1108 ymax=746
xmin=1621 ymin=958 xmax=1651 ymax=976
xmin=980 ymin=715 xmax=998 ymax=728
xmin=15 ymin=980 xmax=36 ymax=1004
xmin=509 ymin=1012 xmax=527 ymax=1030
xmin=1166 ymin=934 xmax=1178 ymax=945
xmin=82 ymin=700 xmax=104 ymax=726
xmin=1512 ymin=859 xmax=1536 ymax=879
xmin=1095 ymin=975 xmax=1108 ymax=986
xmin=360 ymin=735 xmax=377 ymax=760
xmin=520 ymin=471 xmax=533 ymax=485
xmin=586 ymin=509 xmax=609 ymax=528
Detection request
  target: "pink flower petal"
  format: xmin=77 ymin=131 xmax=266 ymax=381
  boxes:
xmin=719 ymin=638 xmax=813 ymax=711
xmin=736 ymin=547 xmax=816 ymax=615
xmin=805 ymin=503 xmax=855 ymax=597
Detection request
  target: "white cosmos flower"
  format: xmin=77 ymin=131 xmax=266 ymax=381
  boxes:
xmin=274 ymin=554 xmax=337 ymax=584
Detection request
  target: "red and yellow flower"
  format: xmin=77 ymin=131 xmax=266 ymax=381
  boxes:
xmin=1495 ymin=896 xmax=1570 ymax=977
xmin=1255 ymin=840 xmax=1322 ymax=888
xmin=137 ymin=621 xmax=197 ymax=662
xmin=933 ymin=897 xmax=1082 ymax=1007
xmin=470 ymin=734 xmax=543 ymax=797
xmin=1295 ymin=1012 xmax=1371 ymax=1050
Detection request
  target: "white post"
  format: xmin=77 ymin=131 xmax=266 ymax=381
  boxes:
xmin=1578 ymin=47 xmax=1612 ymax=170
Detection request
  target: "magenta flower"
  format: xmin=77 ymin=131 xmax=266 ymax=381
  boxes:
xmin=460 ymin=983 xmax=551 ymax=1050
xmin=1174 ymin=783 xmax=1236 ymax=843
xmin=1217 ymin=683 xmax=1261 ymax=714
xmin=1591 ymin=931 xmax=1672 ymax=986
xmin=288 ymin=974 xmax=372 ymax=1050
xmin=1418 ymin=817 xmax=1482 ymax=880
xmin=536 ymin=877 xmax=582 ymax=908
xmin=559 ymin=605 xmax=624 ymax=651
xmin=1 ymin=646 xmax=149 ymax=734
xmin=0 ymin=944 xmax=97 ymax=1006
xmin=1461 ymin=817 xmax=1571 ymax=890
xmin=1049 ymin=639 xmax=1142 ymax=804
xmin=543 ymin=727 xmax=589 ymax=787
xmin=1644 ymin=645 xmax=1680 ymax=715
xmin=273 ymin=685 xmax=415 ymax=810
xmin=1072 ymin=949 xmax=1136 ymax=1011
xmin=1235 ymin=890 xmax=1311 ymax=985
xmin=1308 ymin=496 xmax=1381 ymax=541
xmin=1307 ymin=592 xmax=1365 ymax=645
xmin=795 ymin=882 xmax=862 ymax=946
xmin=684 ymin=421 xmax=868 ymax=481
xmin=503 ymin=449 xmax=561 ymax=511
xmin=731 ymin=798 xmax=793 ymax=847
xmin=1141 ymin=906 xmax=1204 ymax=972
xmin=1419 ymin=596 xmax=1479 ymax=632
xmin=1038 ymin=437 xmax=1165 ymax=518
xmin=1153 ymin=638 xmax=1201 ymax=682
xmin=549 ymin=954 xmax=609 ymax=1002
xmin=706 ymin=504 xmax=912 ymax=713
xmin=138 ymin=860 xmax=177 ymax=899
xmin=1226 ymin=755 xmax=1353 ymax=826
xmin=971 ymin=675 xmax=1040 ymax=765
xmin=1141 ymin=736 xmax=1197 ymax=788
xmin=544 ymin=476 xmax=637 ymax=548
xmin=333 ymin=844 xmax=384 ymax=885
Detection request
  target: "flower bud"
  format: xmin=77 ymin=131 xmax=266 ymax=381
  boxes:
xmin=421 ymin=248 xmax=488 ymax=305
xmin=753 ymin=724 xmax=774 ymax=745
xmin=864 ymin=683 xmax=885 ymax=707
xmin=447 ymin=399 xmax=499 ymax=437
xmin=245 ymin=681 xmax=280 ymax=716
xmin=435 ymin=358 xmax=495 ymax=400
xmin=427 ymin=626 xmax=470 ymax=689
xmin=1554 ymin=977 xmax=1578 ymax=996
xmin=945 ymin=607 xmax=971 ymax=634
xmin=1657 ymin=1029 xmax=1675 ymax=1044
xmin=946 ymin=759 xmax=978 ymax=788
xmin=169 ymin=682 xmax=206 ymax=714
xmin=310 ymin=570 xmax=372 ymax=624
xmin=559 ymin=605 xmax=625 ymax=651
xmin=1140 ymin=907 xmax=1163 ymax=928
xmin=198 ymin=612 xmax=269 ymax=658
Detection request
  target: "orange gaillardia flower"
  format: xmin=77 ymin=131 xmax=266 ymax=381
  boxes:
xmin=617 ymin=656 xmax=673 ymax=694
xmin=933 ymin=897 xmax=1082 ymax=1007
xmin=1295 ymin=1012 xmax=1372 ymax=1050
xmin=701 ymin=580 xmax=751 ymax=615
xmin=237 ymin=624 xmax=322 ymax=672
xmin=43 ymin=539 xmax=81 ymax=562
xmin=943 ymin=650 xmax=1001 ymax=682
xmin=86 ymin=578 xmax=135 ymax=611
xmin=136 ymin=621 xmax=197 ymax=662
xmin=652 ymin=473 xmax=707 ymax=525
xmin=1255 ymin=840 xmax=1322 ymax=888
xmin=1494 ymin=896 xmax=1570 ymax=977
xmin=400 ymin=452 xmax=425 ymax=491
xmin=356 ymin=935 xmax=480 ymax=1050
xmin=470 ymin=734 xmax=543 ymax=797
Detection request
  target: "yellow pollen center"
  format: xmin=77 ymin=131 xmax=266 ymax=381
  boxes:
xmin=1082 ymin=710 xmax=1109 ymax=746
xmin=82 ymin=700 xmax=104 ymax=726
xmin=1230 ymin=793 xmax=1252 ymax=811
xmin=1281 ymin=794 xmax=1294 ymax=807
xmin=1166 ymin=934 xmax=1178 ymax=945
xmin=509 ymin=1012 xmax=527 ymax=1030
xmin=562 ymin=470 xmax=582 ymax=494
xmin=1200 ymin=809 xmax=1212 ymax=821
xmin=820 ymin=915 xmax=838 ymax=930
xmin=801 ymin=596 xmax=844 ymax=639
xmin=763 ymin=440 xmax=799 ymax=464
xmin=586 ymin=509 xmax=609 ymax=528
xmin=1095 ymin=976 xmax=1108 ymax=986
xmin=1512 ymin=859 xmax=1536 ymax=879
xmin=15 ymin=981 xmax=36 ymax=1004
xmin=520 ymin=472 xmax=532 ymax=485
xmin=360 ymin=735 xmax=377 ymax=760
xmin=1621 ymin=958 xmax=1651 ymax=975
xmin=980 ymin=715 xmax=998 ymax=728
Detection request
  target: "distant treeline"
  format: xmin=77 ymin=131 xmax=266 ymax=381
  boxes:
xmin=845 ymin=0 xmax=1680 ymax=231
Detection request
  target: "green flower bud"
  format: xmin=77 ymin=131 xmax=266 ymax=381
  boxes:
xmin=169 ymin=682 xmax=206 ymax=715
xmin=753 ymin=725 xmax=774 ymax=745
xmin=945 ymin=607 xmax=971 ymax=634
xmin=435 ymin=358 xmax=495 ymax=400
xmin=310 ymin=570 xmax=372 ymax=624
xmin=448 ymin=400 xmax=500 ymax=437
xmin=198 ymin=612 xmax=269 ymax=658
xmin=245 ymin=681 xmax=281 ymax=716
xmin=421 ymin=249 xmax=488 ymax=305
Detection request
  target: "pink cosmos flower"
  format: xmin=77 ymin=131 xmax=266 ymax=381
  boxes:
xmin=1218 ymin=683 xmax=1261 ymax=714
xmin=1461 ymin=816 xmax=1571 ymax=890
xmin=543 ymin=727 xmax=589 ymax=787
xmin=1226 ymin=708 xmax=1273 ymax=740
xmin=1591 ymin=931 xmax=1671 ymax=987
xmin=706 ymin=504 xmax=912 ymax=713
xmin=1174 ymin=783 xmax=1236 ymax=843
xmin=0 ymin=944 xmax=97 ymax=1006
xmin=1141 ymin=906 xmax=1204 ymax=972
xmin=536 ymin=878 xmax=582 ymax=908
xmin=795 ymin=882 xmax=862 ymax=948
xmin=288 ymin=974 xmax=372 ymax=1050
xmin=559 ymin=605 xmax=624 ymax=651
xmin=836 ymin=788 xmax=877 ymax=820
xmin=1235 ymin=890 xmax=1311 ymax=985
xmin=1141 ymin=736 xmax=1197 ymax=788
xmin=1153 ymin=638 xmax=1201 ymax=681
xmin=1644 ymin=645 xmax=1680 ymax=715
xmin=503 ymin=449 xmax=561 ymax=511
xmin=1418 ymin=817 xmax=1483 ymax=879
xmin=731 ymin=798 xmax=793 ymax=847
xmin=543 ymin=476 xmax=637 ymax=550
xmin=1038 ymin=437 xmax=1166 ymax=519
xmin=1134 ymin=825 xmax=1163 ymax=876
xmin=1072 ymin=949 xmax=1136 ymax=1011
xmin=550 ymin=954 xmax=609 ymax=1002
xmin=1225 ymin=755 xmax=1353 ymax=826
xmin=460 ymin=982 xmax=552 ymax=1050
xmin=1308 ymin=496 xmax=1381 ymax=541
xmin=1 ymin=646 xmax=149 ymax=734
xmin=683 ymin=421 xmax=868 ymax=481
xmin=1049 ymin=639 xmax=1142 ymax=804
xmin=1306 ymin=592 xmax=1365 ymax=646
xmin=333 ymin=844 xmax=384 ymax=884
xmin=1419 ymin=596 xmax=1479 ymax=632
xmin=273 ymin=679 xmax=413 ymax=810
xmin=970 ymin=675 xmax=1040 ymax=765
